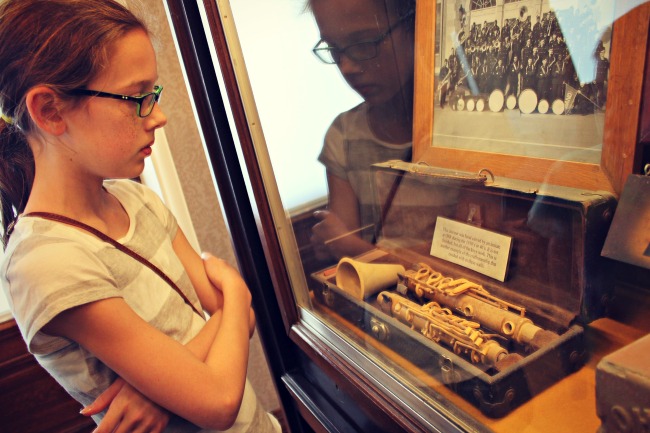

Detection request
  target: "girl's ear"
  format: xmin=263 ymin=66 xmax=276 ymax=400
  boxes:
xmin=25 ymin=86 xmax=66 ymax=135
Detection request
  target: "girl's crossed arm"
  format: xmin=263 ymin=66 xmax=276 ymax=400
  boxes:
xmin=45 ymin=228 xmax=255 ymax=431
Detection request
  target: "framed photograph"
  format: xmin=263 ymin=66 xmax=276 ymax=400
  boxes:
xmin=412 ymin=1 xmax=650 ymax=195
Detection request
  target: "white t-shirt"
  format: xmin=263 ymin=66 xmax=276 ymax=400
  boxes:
xmin=318 ymin=102 xmax=413 ymax=234
xmin=1 ymin=179 xmax=279 ymax=433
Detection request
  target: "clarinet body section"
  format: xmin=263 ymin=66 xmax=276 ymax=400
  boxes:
xmin=399 ymin=263 xmax=560 ymax=352
xmin=377 ymin=291 xmax=523 ymax=371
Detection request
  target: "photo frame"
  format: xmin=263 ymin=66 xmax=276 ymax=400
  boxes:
xmin=412 ymin=1 xmax=650 ymax=195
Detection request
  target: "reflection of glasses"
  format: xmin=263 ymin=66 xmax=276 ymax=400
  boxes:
xmin=67 ymin=85 xmax=163 ymax=118
xmin=312 ymin=12 xmax=413 ymax=65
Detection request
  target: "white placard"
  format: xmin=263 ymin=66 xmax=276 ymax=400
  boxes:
xmin=430 ymin=217 xmax=512 ymax=281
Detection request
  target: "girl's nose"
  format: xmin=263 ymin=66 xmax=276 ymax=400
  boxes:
xmin=337 ymin=54 xmax=365 ymax=76
xmin=147 ymin=102 xmax=168 ymax=129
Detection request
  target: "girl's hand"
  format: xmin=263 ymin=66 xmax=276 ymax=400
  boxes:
xmin=201 ymin=253 xmax=250 ymax=301
xmin=201 ymin=253 xmax=255 ymax=335
xmin=82 ymin=377 xmax=169 ymax=433
xmin=311 ymin=209 xmax=349 ymax=244
xmin=311 ymin=210 xmax=374 ymax=259
xmin=310 ymin=210 xmax=349 ymax=260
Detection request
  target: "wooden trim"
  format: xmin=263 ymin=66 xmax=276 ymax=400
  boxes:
xmin=640 ymin=30 xmax=650 ymax=144
xmin=164 ymin=3 xmax=311 ymax=432
xmin=289 ymin=323 xmax=432 ymax=433
xmin=0 ymin=319 xmax=95 ymax=433
xmin=0 ymin=316 xmax=16 ymax=333
xmin=602 ymin=3 xmax=650 ymax=190
xmin=413 ymin=2 xmax=650 ymax=195
xmin=412 ymin=0 xmax=437 ymax=158
xmin=200 ymin=0 xmax=300 ymax=331
xmin=282 ymin=373 xmax=357 ymax=433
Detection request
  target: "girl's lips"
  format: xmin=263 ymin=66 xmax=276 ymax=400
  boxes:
xmin=353 ymin=84 xmax=378 ymax=98
xmin=141 ymin=145 xmax=152 ymax=156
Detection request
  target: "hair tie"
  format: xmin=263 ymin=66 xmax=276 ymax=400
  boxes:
xmin=1 ymin=112 xmax=13 ymax=125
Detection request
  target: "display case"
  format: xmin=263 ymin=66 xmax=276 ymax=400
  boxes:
xmin=311 ymin=160 xmax=617 ymax=418
xmin=164 ymin=1 xmax=650 ymax=432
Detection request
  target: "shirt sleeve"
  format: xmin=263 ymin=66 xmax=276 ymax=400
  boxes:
xmin=317 ymin=113 xmax=349 ymax=181
xmin=5 ymin=237 xmax=122 ymax=354
xmin=143 ymin=185 xmax=178 ymax=237
xmin=123 ymin=180 xmax=179 ymax=240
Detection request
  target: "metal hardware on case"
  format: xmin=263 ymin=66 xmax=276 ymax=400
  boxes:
xmin=321 ymin=285 xmax=335 ymax=307
xmin=473 ymin=386 xmax=516 ymax=416
xmin=370 ymin=318 xmax=389 ymax=341
xmin=477 ymin=168 xmax=495 ymax=183
xmin=606 ymin=405 xmax=650 ymax=433
xmin=440 ymin=356 xmax=460 ymax=391
xmin=466 ymin=203 xmax=483 ymax=226
xmin=569 ymin=350 xmax=587 ymax=371
xmin=602 ymin=207 xmax=612 ymax=222
xmin=380 ymin=160 xmax=489 ymax=184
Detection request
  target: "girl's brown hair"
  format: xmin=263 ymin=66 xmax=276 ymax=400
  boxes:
xmin=0 ymin=0 xmax=148 ymax=247
xmin=305 ymin=0 xmax=417 ymax=32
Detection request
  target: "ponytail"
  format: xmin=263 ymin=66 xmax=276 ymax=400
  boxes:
xmin=0 ymin=119 xmax=33 ymax=249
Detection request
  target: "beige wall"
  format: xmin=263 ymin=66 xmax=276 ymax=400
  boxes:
xmin=127 ymin=0 xmax=281 ymax=413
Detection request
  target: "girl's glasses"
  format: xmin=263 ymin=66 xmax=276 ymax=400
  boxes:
xmin=312 ymin=11 xmax=414 ymax=65
xmin=67 ymin=85 xmax=163 ymax=118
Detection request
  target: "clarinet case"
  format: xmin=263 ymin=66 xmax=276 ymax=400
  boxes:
xmin=311 ymin=160 xmax=616 ymax=418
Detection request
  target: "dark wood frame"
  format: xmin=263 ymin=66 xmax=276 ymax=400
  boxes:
xmin=165 ymin=1 xmax=463 ymax=431
xmin=2 ymin=2 xmax=646 ymax=432
xmin=0 ymin=318 xmax=95 ymax=433
xmin=413 ymin=2 xmax=650 ymax=195
xmin=164 ymin=1 xmax=650 ymax=432
xmin=165 ymin=1 xmax=428 ymax=432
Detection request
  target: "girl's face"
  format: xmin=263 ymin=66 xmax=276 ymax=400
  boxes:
xmin=311 ymin=0 xmax=414 ymax=106
xmin=61 ymin=28 xmax=167 ymax=181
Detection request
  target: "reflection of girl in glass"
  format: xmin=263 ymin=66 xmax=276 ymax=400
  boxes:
xmin=309 ymin=0 xmax=416 ymax=260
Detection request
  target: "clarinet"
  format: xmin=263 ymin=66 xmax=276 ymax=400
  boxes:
xmin=400 ymin=263 xmax=559 ymax=351
xmin=377 ymin=291 xmax=522 ymax=369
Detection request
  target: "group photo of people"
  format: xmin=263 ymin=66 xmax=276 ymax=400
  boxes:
xmin=437 ymin=3 xmax=612 ymax=115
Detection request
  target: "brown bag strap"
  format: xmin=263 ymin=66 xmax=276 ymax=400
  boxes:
xmin=23 ymin=212 xmax=203 ymax=317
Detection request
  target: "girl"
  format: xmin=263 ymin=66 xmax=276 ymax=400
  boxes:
xmin=0 ymin=1 xmax=279 ymax=432
xmin=309 ymin=0 xmax=416 ymax=259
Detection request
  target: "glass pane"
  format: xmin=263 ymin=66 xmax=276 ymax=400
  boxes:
xmin=228 ymin=0 xmax=362 ymax=211
xmin=216 ymin=0 xmax=649 ymax=431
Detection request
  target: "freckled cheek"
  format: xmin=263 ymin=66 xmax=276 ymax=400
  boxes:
xmin=107 ymin=123 xmax=139 ymax=154
xmin=120 ymin=116 xmax=139 ymax=139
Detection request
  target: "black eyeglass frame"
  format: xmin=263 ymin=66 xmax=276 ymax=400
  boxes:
xmin=312 ymin=11 xmax=414 ymax=65
xmin=67 ymin=85 xmax=163 ymax=118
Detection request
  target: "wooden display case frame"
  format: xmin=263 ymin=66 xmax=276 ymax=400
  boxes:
xmin=165 ymin=1 xmax=650 ymax=432
xmin=412 ymin=2 xmax=650 ymax=195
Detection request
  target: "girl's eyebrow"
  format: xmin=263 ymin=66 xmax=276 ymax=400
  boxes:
xmin=116 ymin=76 xmax=158 ymax=88
xmin=115 ymin=79 xmax=158 ymax=94
xmin=320 ymin=19 xmax=386 ymax=44
xmin=321 ymin=29 xmax=384 ymax=47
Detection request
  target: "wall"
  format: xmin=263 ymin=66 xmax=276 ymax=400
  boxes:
xmin=129 ymin=0 xmax=282 ymax=414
